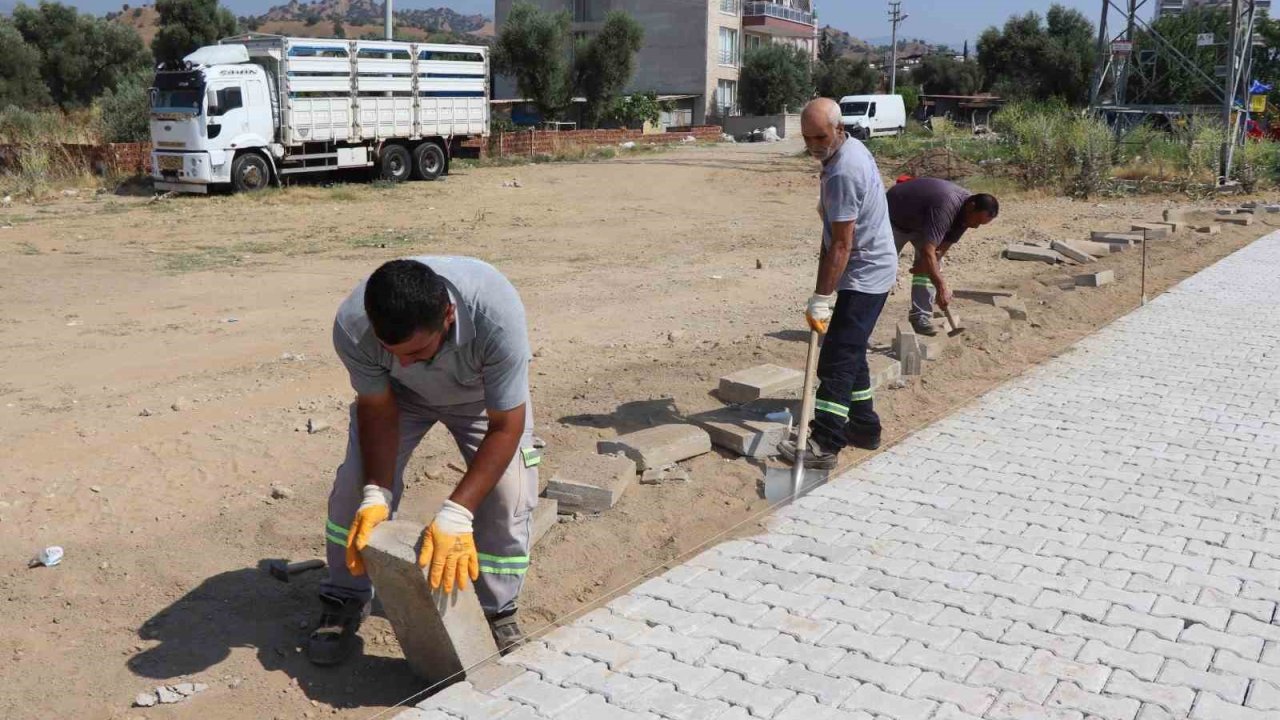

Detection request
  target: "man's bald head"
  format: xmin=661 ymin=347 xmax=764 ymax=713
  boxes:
xmin=801 ymin=97 xmax=845 ymax=162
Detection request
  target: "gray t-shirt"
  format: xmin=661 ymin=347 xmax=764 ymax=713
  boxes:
xmin=333 ymin=256 xmax=530 ymax=411
xmin=886 ymin=177 xmax=972 ymax=248
xmin=820 ymin=138 xmax=898 ymax=294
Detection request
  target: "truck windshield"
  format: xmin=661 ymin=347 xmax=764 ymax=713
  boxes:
xmin=841 ymin=102 xmax=870 ymax=116
xmin=152 ymin=71 xmax=204 ymax=114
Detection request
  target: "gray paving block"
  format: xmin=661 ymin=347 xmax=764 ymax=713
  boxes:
xmin=869 ymin=354 xmax=902 ymax=390
xmin=1195 ymin=223 xmax=1221 ymax=234
xmin=1091 ymin=231 xmax=1145 ymax=244
xmin=1130 ymin=222 xmax=1171 ymax=239
xmin=597 ymin=424 xmax=711 ymax=471
xmin=531 ymin=498 xmax=557 ymax=547
xmin=895 ymin=322 xmax=923 ymax=376
xmin=361 ymin=520 xmax=499 ymax=683
xmin=994 ymin=296 xmax=1029 ymax=321
xmin=545 ymin=452 xmax=636 ymax=512
xmin=1164 ymin=206 xmax=1196 ymax=222
xmin=953 ymin=288 xmax=1017 ymax=304
xmin=1075 ymin=270 xmax=1115 ymax=287
xmin=1220 ymin=214 xmax=1254 ymax=226
xmin=717 ymin=364 xmax=803 ymax=404
xmin=1004 ymin=245 xmax=1062 ymax=263
xmin=1072 ymin=239 xmax=1125 ymax=256
xmin=1051 ymin=240 xmax=1098 ymax=264
xmin=689 ymin=405 xmax=790 ymax=459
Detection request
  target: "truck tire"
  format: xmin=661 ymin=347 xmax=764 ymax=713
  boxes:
xmin=379 ymin=144 xmax=411 ymax=183
xmin=413 ymin=142 xmax=446 ymax=181
xmin=231 ymin=153 xmax=271 ymax=193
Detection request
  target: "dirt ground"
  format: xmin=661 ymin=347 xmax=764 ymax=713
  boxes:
xmin=0 ymin=139 xmax=1274 ymax=720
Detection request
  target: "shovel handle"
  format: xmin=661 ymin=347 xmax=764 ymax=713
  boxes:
xmin=792 ymin=328 xmax=823 ymax=495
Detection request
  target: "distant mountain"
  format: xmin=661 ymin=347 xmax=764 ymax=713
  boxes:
xmin=822 ymin=25 xmax=949 ymax=63
xmin=105 ymin=1 xmax=492 ymax=46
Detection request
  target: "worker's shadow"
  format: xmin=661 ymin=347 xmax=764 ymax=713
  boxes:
xmin=127 ymin=561 xmax=425 ymax=710
xmin=558 ymin=398 xmax=686 ymax=434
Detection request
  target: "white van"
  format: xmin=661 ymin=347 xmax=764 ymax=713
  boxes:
xmin=838 ymin=94 xmax=907 ymax=140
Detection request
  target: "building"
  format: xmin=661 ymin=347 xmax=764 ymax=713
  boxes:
xmin=1154 ymin=0 xmax=1271 ymax=19
xmin=493 ymin=0 xmax=818 ymax=126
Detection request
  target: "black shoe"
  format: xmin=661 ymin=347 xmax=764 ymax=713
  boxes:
xmin=488 ymin=611 xmax=525 ymax=656
xmin=777 ymin=437 xmax=839 ymax=470
xmin=910 ymin=317 xmax=938 ymax=336
xmin=306 ymin=593 xmax=369 ymax=666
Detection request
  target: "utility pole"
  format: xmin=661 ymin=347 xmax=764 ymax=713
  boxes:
xmin=888 ymin=2 xmax=907 ymax=95
xmin=385 ymin=0 xmax=393 ymax=40
xmin=1220 ymin=0 xmax=1241 ymax=183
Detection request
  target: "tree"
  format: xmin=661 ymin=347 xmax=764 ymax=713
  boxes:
xmin=573 ymin=10 xmax=643 ymax=128
xmin=609 ymin=91 xmax=672 ymax=127
xmin=152 ymin=0 xmax=238 ymax=67
xmin=492 ymin=1 xmax=572 ymax=121
xmin=12 ymin=1 xmax=151 ymax=108
xmin=898 ymin=83 xmax=920 ymax=115
xmin=739 ymin=43 xmax=813 ymax=115
xmin=976 ymin=4 xmax=1095 ymax=105
xmin=0 ymin=20 xmax=51 ymax=109
xmin=912 ymin=54 xmax=981 ymax=95
xmin=1127 ymin=7 xmax=1230 ymax=105
xmin=97 ymin=68 xmax=151 ymax=142
xmin=818 ymin=28 xmax=838 ymax=65
xmin=815 ymin=56 xmax=878 ymax=98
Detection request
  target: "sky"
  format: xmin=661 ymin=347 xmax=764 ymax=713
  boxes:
xmin=4 ymin=0 xmax=1113 ymax=47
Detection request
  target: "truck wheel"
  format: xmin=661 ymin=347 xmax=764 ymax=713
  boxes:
xmin=413 ymin=142 xmax=446 ymax=181
xmin=379 ymin=144 xmax=411 ymax=183
xmin=231 ymin=153 xmax=271 ymax=193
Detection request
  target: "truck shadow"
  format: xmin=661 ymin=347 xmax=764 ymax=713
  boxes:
xmin=127 ymin=562 xmax=433 ymax=711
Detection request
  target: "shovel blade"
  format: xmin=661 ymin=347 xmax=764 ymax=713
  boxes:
xmin=763 ymin=465 xmax=831 ymax=503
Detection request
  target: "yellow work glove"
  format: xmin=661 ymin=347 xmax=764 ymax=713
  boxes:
xmin=345 ymin=484 xmax=392 ymax=577
xmin=418 ymin=500 xmax=479 ymax=594
xmin=806 ymin=293 xmax=836 ymax=334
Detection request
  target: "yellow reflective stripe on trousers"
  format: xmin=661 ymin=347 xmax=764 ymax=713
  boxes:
xmin=477 ymin=553 xmax=529 ymax=565
xmin=911 ymin=274 xmax=933 ymax=287
xmin=326 ymin=520 xmax=349 ymax=546
xmin=479 ymin=565 xmax=528 ymax=575
xmin=814 ymin=399 xmax=849 ymax=418
xmin=850 ymin=388 xmax=874 ymax=402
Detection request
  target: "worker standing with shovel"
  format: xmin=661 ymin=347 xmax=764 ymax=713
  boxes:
xmin=779 ymin=98 xmax=898 ymax=470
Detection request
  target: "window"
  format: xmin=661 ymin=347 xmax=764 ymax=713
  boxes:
xmin=209 ymin=86 xmax=242 ymax=116
xmin=719 ymin=0 xmax=740 ymax=14
xmin=719 ymin=27 xmax=739 ymax=66
xmin=358 ymin=48 xmax=411 ymax=60
xmin=717 ymin=79 xmax=736 ymax=115
xmin=420 ymin=50 xmax=484 ymax=63
xmin=288 ymin=46 xmax=348 ymax=58
xmin=868 ymin=102 xmax=877 ymax=118
xmin=746 ymin=34 xmax=764 ymax=52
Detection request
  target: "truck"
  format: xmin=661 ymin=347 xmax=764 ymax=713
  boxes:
xmin=149 ymin=34 xmax=489 ymax=194
xmin=838 ymin=94 xmax=907 ymax=140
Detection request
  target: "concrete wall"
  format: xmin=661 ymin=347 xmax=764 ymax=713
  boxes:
xmin=722 ymin=113 xmax=800 ymax=139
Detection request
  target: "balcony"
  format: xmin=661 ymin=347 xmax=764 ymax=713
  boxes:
xmin=742 ymin=2 xmax=815 ymax=36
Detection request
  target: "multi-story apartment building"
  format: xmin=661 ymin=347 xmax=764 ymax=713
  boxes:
xmin=493 ymin=0 xmax=818 ymax=126
xmin=1154 ymin=0 xmax=1271 ymax=19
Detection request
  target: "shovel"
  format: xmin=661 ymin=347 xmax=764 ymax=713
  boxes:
xmin=763 ymin=327 xmax=831 ymax=503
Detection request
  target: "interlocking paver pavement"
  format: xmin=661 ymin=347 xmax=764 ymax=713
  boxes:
xmin=395 ymin=233 xmax=1280 ymax=718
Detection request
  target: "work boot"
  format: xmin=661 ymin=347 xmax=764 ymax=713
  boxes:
xmin=910 ymin=316 xmax=937 ymax=336
xmin=777 ymin=436 xmax=839 ymax=470
xmin=488 ymin=611 xmax=524 ymax=656
xmin=306 ymin=592 xmax=369 ymax=666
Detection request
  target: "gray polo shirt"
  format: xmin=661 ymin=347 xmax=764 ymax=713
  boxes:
xmin=886 ymin=177 xmax=972 ymax=248
xmin=820 ymin=138 xmax=898 ymax=294
xmin=333 ymin=256 xmax=530 ymax=411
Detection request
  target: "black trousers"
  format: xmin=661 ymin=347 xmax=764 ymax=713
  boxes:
xmin=810 ymin=289 xmax=889 ymax=452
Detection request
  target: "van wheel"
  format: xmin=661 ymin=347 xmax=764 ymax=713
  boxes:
xmin=379 ymin=144 xmax=412 ymax=183
xmin=413 ymin=142 xmax=446 ymax=181
xmin=231 ymin=153 xmax=271 ymax=193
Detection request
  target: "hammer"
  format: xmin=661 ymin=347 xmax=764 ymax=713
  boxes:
xmin=942 ymin=307 xmax=965 ymax=337
xmin=267 ymin=558 xmax=325 ymax=583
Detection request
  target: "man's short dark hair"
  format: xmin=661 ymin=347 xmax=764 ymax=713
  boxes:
xmin=364 ymin=259 xmax=450 ymax=344
xmin=967 ymin=193 xmax=999 ymax=218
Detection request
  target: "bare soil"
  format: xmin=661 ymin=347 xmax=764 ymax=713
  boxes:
xmin=0 ymin=140 xmax=1272 ymax=719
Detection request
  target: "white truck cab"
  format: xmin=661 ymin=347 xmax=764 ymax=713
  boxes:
xmin=838 ymin=94 xmax=907 ymax=140
xmin=150 ymin=36 xmax=489 ymax=194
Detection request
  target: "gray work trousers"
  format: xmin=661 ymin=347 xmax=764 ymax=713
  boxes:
xmin=893 ymin=228 xmax=940 ymax=324
xmin=321 ymin=392 xmax=538 ymax=617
